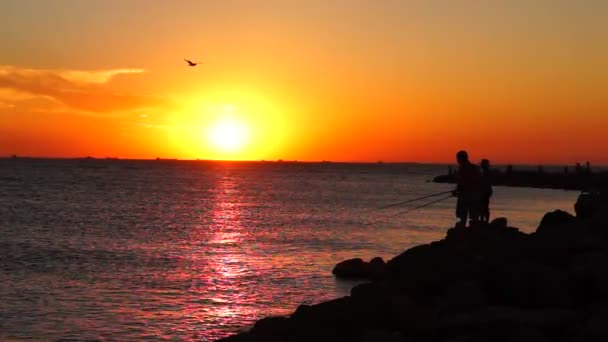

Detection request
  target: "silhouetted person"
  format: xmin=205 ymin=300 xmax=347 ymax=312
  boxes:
xmin=479 ymin=159 xmax=493 ymax=223
xmin=453 ymin=151 xmax=481 ymax=227
xmin=586 ymin=161 xmax=592 ymax=174
xmin=506 ymin=164 xmax=513 ymax=176
xmin=576 ymin=163 xmax=583 ymax=174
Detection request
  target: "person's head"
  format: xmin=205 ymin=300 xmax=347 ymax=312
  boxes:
xmin=481 ymin=159 xmax=490 ymax=171
xmin=456 ymin=150 xmax=469 ymax=165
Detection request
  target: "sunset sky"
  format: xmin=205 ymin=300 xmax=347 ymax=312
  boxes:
xmin=1 ymin=0 xmax=606 ymax=163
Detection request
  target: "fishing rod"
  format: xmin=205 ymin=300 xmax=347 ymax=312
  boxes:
xmin=376 ymin=190 xmax=453 ymax=210
xmin=364 ymin=194 xmax=454 ymax=226
xmin=390 ymin=195 xmax=453 ymax=218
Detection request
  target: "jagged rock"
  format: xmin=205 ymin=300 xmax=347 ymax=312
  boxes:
xmin=537 ymin=210 xmax=576 ymax=234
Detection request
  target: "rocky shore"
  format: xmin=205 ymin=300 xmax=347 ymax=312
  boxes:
xmin=218 ymin=192 xmax=608 ymax=342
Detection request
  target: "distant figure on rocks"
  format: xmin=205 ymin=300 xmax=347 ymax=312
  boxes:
xmin=479 ymin=159 xmax=493 ymax=223
xmin=453 ymin=151 xmax=481 ymax=227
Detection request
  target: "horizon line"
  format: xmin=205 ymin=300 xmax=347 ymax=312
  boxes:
xmin=1 ymin=155 xmax=605 ymax=167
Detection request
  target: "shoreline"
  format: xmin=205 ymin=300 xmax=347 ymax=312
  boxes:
xmin=433 ymin=168 xmax=608 ymax=192
xmin=219 ymin=192 xmax=608 ymax=342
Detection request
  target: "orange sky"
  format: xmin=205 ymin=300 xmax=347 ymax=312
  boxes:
xmin=1 ymin=0 xmax=607 ymax=163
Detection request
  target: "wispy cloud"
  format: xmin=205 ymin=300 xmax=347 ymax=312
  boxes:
xmin=0 ymin=65 xmax=145 ymax=85
xmin=0 ymin=65 xmax=162 ymax=113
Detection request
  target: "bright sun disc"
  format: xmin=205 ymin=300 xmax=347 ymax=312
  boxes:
xmin=208 ymin=118 xmax=248 ymax=152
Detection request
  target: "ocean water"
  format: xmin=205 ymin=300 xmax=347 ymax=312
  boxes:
xmin=0 ymin=159 xmax=579 ymax=341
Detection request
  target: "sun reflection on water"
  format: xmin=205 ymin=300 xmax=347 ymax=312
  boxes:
xmin=185 ymin=171 xmax=263 ymax=337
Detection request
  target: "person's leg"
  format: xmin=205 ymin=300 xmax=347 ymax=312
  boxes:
xmin=467 ymin=193 xmax=481 ymax=226
xmin=486 ymin=196 xmax=491 ymax=222
xmin=482 ymin=196 xmax=490 ymax=223
xmin=456 ymin=196 xmax=467 ymax=226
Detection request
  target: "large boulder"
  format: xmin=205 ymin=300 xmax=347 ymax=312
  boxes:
xmin=490 ymin=217 xmax=508 ymax=229
xmin=333 ymin=257 xmax=386 ymax=280
xmin=537 ymin=210 xmax=576 ymax=234
xmin=507 ymin=326 xmax=549 ymax=342
xmin=582 ymin=310 xmax=608 ymax=341
xmin=437 ymin=306 xmax=579 ymax=341
xmin=568 ymin=251 xmax=608 ymax=305
xmin=386 ymin=242 xmax=474 ymax=301
xmin=434 ymin=279 xmax=488 ymax=317
xmin=575 ymin=192 xmax=608 ymax=220
xmin=482 ymin=262 xmax=571 ymax=309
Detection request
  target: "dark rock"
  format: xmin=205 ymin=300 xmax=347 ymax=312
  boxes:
xmin=333 ymin=258 xmax=367 ymax=279
xmin=435 ymin=279 xmax=488 ymax=316
xmin=568 ymin=251 xmax=608 ymax=305
xmin=386 ymin=243 xmax=469 ymax=301
xmin=333 ymin=257 xmax=386 ymax=280
xmin=359 ymin=330 xmax=404 ymax=342
xmin=507 ymin=326 xmax=548 ymax=342
xmin=251 ymin=316 xmax=291 ymax=336
xmin=490 ymin=217 xmax=508 ymax=229
xmin=220 ymin=198 xmax=608 ymax=342
xmin=370 ymin=256 xmax=385 ymax=266
xmin=438 ymin=306 xmax=579 ymax=340
xmin=575 ymin=192 xmax=608 ymax=220
xmin=537 ymin=210 xmax=576 ymax=234
xmin=290 ymin=297 xmax=365 ymax=332
xmin=483 ymin=262 xmax=571 ymax=308
xmin=582 ymin=310 xmax=608 ymax=340
xmin=575 ymin=193 xmax=595 ymax=219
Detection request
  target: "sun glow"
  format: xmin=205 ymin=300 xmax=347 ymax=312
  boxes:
xmin=208 ymin=116 xmax=249 ymax=152
xmin=169 ymin=92 xmax=287 ymax=161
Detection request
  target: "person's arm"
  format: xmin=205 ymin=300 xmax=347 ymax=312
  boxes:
xmin=453 ymin=172 xmax=462 ymax=196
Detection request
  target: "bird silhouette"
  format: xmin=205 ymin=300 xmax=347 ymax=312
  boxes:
xmin=184 ymin=58 xmax=200 ymax=67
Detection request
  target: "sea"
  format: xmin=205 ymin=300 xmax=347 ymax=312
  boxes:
xmin=0 ymin=159 xmax=579 ymax=341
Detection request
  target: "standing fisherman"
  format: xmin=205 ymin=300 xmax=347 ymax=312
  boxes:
xmin=453 ymin=151 xmax=482 ymax=227
xmin=479 ymin=159 xmax=493 ymax=223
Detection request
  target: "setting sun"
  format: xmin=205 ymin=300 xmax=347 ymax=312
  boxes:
xmin=207 ymin=116 xmax=249 ymax=153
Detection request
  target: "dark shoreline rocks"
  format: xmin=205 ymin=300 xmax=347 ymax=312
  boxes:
xmin=433 ymin=169 xmax=608 ymax=191
xmin=332 ymin=257 xmax=387 ymax=280
xmin=217 ymin=193 xmax=608 ymax=342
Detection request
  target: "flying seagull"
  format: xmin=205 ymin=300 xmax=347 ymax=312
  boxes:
xmin=184 ymin=58 xmax=201 ymax=67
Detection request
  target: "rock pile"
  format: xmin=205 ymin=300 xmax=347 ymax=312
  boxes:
xmin=218 ymin=193 xmax=608 ymax=342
